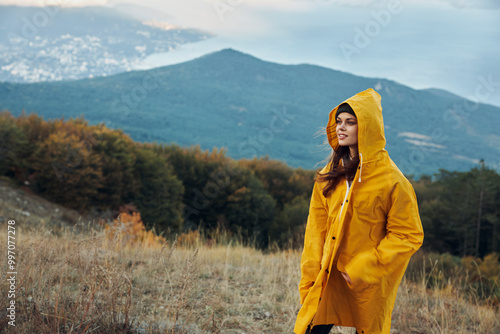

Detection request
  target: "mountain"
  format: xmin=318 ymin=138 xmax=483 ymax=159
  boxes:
xmin=0 ymin=48 xmax=499 ymax=177
xmin=0 ymin=5 xmax=211 ymax=83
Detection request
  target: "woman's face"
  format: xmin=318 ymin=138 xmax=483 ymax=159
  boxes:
xmin=336 ymin=112 xmax=358 ymax=148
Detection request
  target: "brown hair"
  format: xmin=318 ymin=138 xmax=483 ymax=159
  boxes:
xmin=315 ymin=146 xmax=360 ymax=197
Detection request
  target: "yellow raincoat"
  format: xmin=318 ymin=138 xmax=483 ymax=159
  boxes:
xmin=294 ymin=88 xmax=424 ymax=334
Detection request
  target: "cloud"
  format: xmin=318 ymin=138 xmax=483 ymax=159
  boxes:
xmin=0 ymin=0 xmax=108 ymax=6
xmin=439 ymin=0 xmax=500 ymax=10
xmin=290 ymin=0 xmax=500 ymax=10
xmin=2 ymin=0 xmax=498 ymax=11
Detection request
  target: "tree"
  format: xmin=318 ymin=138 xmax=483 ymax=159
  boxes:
xmin=0 ymin=111 xmax=30 ymax=180
xmin=91 ymin=126 xmax=137 ymax=210
xmin=131 ymin=144 xmax=184 ymax=233
xmin=269 ymin=196 xmax=309 ymax=249
xmin=31 ymin=127 xmax=104 ymax=212
xmin=417 ymin=166 xmax=500 ymax=257
xmin=225 ymin=176 xmax=276 ymax=249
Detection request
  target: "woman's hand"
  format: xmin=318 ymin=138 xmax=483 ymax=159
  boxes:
xmin=341 ymin=272 xmax=352 ymax=285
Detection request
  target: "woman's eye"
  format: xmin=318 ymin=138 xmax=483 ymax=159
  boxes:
xmin=348 ymin=122 xmax=356 ymax=126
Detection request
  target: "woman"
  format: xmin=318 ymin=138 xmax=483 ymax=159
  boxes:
xmin=294 ymin=88 xmax=424 ymax=334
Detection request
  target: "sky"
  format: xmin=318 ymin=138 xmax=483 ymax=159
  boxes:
xmin=2 ymin=0 xmax=500 ymax=107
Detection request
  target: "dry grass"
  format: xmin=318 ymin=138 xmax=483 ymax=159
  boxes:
xmin=0 ymin=221 xmax=499 ymax=334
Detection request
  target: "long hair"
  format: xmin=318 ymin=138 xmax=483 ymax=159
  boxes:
xmin=315 ymin=145 xmax=360 ymax=197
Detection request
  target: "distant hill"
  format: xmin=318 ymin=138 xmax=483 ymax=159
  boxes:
xmin=0 ymin=5 xmax=211 ymax=82
xmin=1 ymin=48 xmax=499 ymax=177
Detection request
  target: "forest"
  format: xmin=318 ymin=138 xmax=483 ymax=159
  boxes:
xmin=1 ymin=110 xmax=499 ymax=257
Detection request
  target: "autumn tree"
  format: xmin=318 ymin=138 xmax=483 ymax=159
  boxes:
xmin=30 ymin=118 xmax=104 ymax=212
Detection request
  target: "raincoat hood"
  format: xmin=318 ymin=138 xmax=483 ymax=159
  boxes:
xmin=327 ymin=88 xmax=385 ymax=181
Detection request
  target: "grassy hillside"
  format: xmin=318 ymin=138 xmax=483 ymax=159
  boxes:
xmin=1 ymin=49 xmax=499 ymax=176
xmin=0 ymin=220 xmax=498 ymax=333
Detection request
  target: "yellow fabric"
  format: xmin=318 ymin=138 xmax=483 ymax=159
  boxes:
xmin=294 ymin=88 xmax=424 ymax=334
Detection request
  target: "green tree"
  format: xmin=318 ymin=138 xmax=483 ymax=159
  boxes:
xmin=239 ymin=156 xmax=315 ymax=210
xmin=417 ymin=166 xmax=500 ymax=257
xmin=131 ymin=144 xmax=184 ymax=233
xmin=225 ymin=175 xmax=276 ymax=249
xmin=91 ymin=126 xmax=137 ymax=210
xmin=269 ymin=196 xmax=309 ymax=249
xmin=0 ymin=111 xmax=29 ymax=178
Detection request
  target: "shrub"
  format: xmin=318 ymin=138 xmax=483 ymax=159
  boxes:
xmin=105 ymin=211 xmax=165 ymax=248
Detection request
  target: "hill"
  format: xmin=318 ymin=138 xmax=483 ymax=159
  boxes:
xmin=1 ymin=48 xmax=499 ymax=176
xmin=0 ymin=176 xmax=90 ymax=230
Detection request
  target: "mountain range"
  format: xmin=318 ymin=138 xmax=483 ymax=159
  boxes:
xmin=1 ymin=48 xmax=499 ymax=177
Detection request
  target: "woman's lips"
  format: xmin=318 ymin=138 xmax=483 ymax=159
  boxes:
xmin=338 ymin=134 xmax=348 ymax=139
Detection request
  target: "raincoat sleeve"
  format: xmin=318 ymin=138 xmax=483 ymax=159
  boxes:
xmin=344 ymin=179 xmax=424 ymax=286
xmin=299 ymin=180 xmax=328 ymax=304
